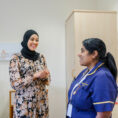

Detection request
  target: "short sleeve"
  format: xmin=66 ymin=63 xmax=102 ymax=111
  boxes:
xmin=91 ymin=72 xmax=117 ymax=112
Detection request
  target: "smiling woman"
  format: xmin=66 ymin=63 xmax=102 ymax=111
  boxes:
xmin=27 ymin=34 xmax=39 ymax=51
xmin=9 ymin=29 xmax=51 ymax=118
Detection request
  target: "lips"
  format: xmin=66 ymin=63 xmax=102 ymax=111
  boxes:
xmin=31 ymin=45 xmax=37 ymax=48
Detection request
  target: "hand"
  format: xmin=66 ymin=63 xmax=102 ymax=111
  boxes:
xmin=33 ymin=69 xmax=50 ymax=80
xmin=40 ymin=69 xmax=50 ymax=79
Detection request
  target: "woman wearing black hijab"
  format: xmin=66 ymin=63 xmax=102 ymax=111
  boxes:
xmin=9 ymin=29 xmax=51 ymax=118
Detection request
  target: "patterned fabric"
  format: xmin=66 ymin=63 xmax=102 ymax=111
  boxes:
xmin=9 ymin=53 xmax=51 ymax=118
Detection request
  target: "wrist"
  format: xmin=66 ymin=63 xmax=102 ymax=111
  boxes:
xmin=33 ymin=74 xmax=37 ymax=80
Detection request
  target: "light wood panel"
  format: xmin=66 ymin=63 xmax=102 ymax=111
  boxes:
xmin=74 ymin=11 xmax=117 ymax=76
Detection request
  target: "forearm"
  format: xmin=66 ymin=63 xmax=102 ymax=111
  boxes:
xmin=33 ymin=68 xmax=51 ymax=85
xmin=42 ymin=75 xmax=51 ymax=85
xmin=40 ymin=54 xmax=51 ymax=85
xmin=10 ymin=74 xmax=34 ymax=90
xmin=96 ymin=112 xmax=112 ymax=118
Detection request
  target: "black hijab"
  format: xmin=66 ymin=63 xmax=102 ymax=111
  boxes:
xmin=21 ymin=29 xmax=39 ymax=61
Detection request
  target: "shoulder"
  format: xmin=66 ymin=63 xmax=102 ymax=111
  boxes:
xmin=38 ymin=53 xmax=47 ymax=63
xmin=10 ymin=53 xmax=21 ymax=61
xmin=39 ymin=53 xmax=47 ymax=60
xmin=39 ymin=53 xmax=45 ymax=59
xmin=96 ymin=67 xmax=114 ymax=80
xmin=94 ymin=67 xmax=116 ymax=87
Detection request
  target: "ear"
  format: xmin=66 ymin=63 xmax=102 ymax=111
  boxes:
xmin=92 ymin=50 xmax=98 ymax=60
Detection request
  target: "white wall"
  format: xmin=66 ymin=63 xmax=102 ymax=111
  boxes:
xmin=96 ymin=0 xmax=118 ymax=33
xmin=96 ymin=0 xmax=118 ymax=10
xmin=0 ymin=0 xmax=97 ymax=118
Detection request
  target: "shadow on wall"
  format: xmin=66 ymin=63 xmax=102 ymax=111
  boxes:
xmin=49 ymin=86 xmax=66 ymax=118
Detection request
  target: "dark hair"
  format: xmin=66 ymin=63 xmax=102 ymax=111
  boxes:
xmin=83 ymin=38 xmax=117 ymax=80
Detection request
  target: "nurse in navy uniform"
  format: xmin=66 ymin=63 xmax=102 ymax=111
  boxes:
xmin=66 ymin=38 xmax=117 ymax=118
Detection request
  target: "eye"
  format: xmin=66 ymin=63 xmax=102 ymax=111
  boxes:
xmin=30 ymin=38 xmax=34 ymax=41
xmin=35 ymin=39 xmax=39 ymax=42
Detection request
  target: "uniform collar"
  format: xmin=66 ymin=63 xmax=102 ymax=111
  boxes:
xmin=81 ymin=61 xmax=104 ymax=90
xmin=87 ymin=61 xmax=104 ymax=76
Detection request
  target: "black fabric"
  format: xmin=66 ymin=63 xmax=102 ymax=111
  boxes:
xmin=21 ymin=29 xmax=39 ymax=61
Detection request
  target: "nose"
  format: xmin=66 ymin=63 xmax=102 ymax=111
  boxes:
xmin=33 ymin=40 xmax=38 ymax=44
xmin=78 ymin=53 xmax=81 ymax=57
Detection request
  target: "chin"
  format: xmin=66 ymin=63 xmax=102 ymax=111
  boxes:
xmin=79 ymin=61 xmax=83 ymax=65
xmin=80 ymin=64 xmax=84 ymax=66
xmin=79 ymin=62 xmax=86 ymax=66
xmin=79 ymin=62 xmax=83 ymax=66
xmin=29 ymin=49 xmax=36 ymax=51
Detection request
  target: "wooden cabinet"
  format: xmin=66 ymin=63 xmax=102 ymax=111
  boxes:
xmin=65 ymin=10 xmax=118 ymax=117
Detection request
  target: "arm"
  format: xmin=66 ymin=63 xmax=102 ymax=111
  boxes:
xmin=91 ymin=72 xmax=117 ymax=118
xmin=96 ymin=111 xmax=112 ymax=118
xmin=9 ymin=55 xmax=34 ymax=90
xmin=40 ymin=54 xmax=51 ymax=85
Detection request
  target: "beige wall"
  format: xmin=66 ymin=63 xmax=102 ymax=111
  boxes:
xmin=0 ymin=0 xmax=97 ymax=118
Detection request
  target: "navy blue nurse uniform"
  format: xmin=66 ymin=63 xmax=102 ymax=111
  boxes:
xmin=67 ymin=61 xmax=117 ymax=118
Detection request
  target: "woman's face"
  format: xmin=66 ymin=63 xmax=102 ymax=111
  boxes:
xmin=78 ymin=45 xmax=96 ymax=66
xmin=27 ymin=34 xmax=39 ymax=51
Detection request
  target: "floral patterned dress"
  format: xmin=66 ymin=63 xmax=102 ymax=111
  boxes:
xmin=9 ymin=53 xmax=51 ymax=118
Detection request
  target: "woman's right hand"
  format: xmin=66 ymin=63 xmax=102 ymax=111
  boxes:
xmin=33 ymin=69 xmax=50 ymax=80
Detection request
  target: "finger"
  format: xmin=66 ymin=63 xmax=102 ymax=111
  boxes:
xmin=43 ymin=69 xmax=49 ymax=74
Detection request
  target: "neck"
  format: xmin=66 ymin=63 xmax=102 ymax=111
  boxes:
xmin=87 ymin=60 xmax=98 ymax=71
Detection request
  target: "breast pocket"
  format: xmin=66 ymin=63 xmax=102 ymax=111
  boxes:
xmin=72 ymin=85 xmax=93 ymax=110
